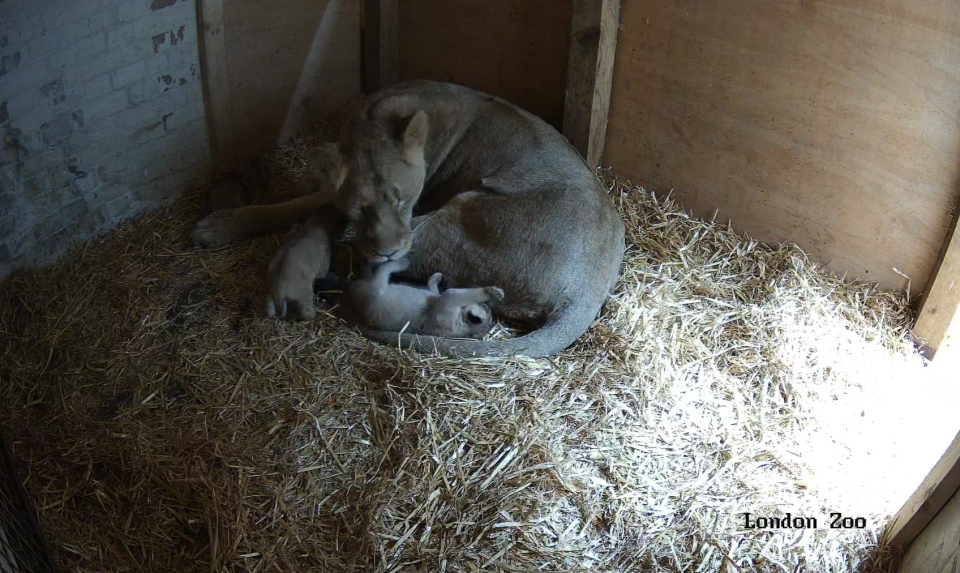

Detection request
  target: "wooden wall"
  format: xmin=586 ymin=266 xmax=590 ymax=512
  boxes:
xmin=899 ymin=486 xmax=960 ymax=573
xmin=203 ymin=0 xmax=361 ymax=166
xmin=604 ymin=0 xmax=960 ymax=295
xmin=397 ymin=0 xmax=572 ymax=128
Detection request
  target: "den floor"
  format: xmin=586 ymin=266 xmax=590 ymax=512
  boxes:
xmin=0 ymin=168 xmax=952 ymax=572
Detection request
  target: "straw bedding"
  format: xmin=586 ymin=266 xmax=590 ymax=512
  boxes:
xmin=0 ymin=125 xmax=923 ymax=572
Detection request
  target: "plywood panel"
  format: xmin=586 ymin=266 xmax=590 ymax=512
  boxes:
xmin=398 ymin=0 xmax=572 ymax=128
xmin=899 ymin=487 xmax=960 ymax=573
xmin=222 ymin=0 xmax=361 ymax=162
xmin=605 ymin=0 xmax=960 ymax=294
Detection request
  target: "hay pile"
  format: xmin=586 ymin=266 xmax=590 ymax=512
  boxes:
xmin=0 ymin=129 xmax=927 ymax=572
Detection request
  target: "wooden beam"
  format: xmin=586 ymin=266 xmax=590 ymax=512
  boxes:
xmin=197 ymin=0 xmax=235 ymax=170
xmin=563 ymin=0 xmax=621 ymax=168
xmin=362 ymin=0 xmax=399 ymax=93
xmin=885 ymin=428 xmax=960 ymax=548
xmin=915 ymin=206 xmax=960 ymax=353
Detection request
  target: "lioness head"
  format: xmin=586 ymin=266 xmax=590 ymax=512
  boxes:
xmin=334 ymin=109 xmax=429 ymax=263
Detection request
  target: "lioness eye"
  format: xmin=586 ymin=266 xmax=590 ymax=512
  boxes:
xmin=396 ymin=198 xmax=405 ymax=208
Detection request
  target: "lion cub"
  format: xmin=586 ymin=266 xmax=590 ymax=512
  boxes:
xmin=265 ymin=210 xmax=342 ymax=320
xmin=346 ymin=259 xmax=504 ymax=339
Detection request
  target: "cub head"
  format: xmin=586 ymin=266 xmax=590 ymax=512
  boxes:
xmin=456 ymin=303 xmax=495 ymax=338
xmin=424 ymin=300 xmax=495 ymax=339
xmin=334 ymin=109 xmax=429 ymax=263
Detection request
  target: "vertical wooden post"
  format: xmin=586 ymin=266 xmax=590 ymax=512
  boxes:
xmin=363 ymin=0 xmax=399 ymax=93
xmin=915 ymin=207 xmax=960 ymax=355
xmin=563 ymin=0 xmax=621 ymax=168
xmin=197 ymin=0 xmax=235 ymax=170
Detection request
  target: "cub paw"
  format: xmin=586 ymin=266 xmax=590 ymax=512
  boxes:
xmin=191 ymin=210 xmax=240 ymax=248
xmin=484 ymin=286 xmax=505 ymax=302
xmin=264 ymin=244 xmax=319 ymax=321
xmin=265 ymin=293 xmax=316 ymax=321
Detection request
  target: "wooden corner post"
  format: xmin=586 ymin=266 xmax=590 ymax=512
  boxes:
xmin=563 ymin=0 xmax=621 ymax=168
xmin=363 ymin=0 xmax=399 ymax=94
xmin=885 ymin=429 xmax=960 ymax=549
xmin=914 ymin=206 xmax=960 ymax=356
xmin=197 ymin=0 xmax=235 ymax=170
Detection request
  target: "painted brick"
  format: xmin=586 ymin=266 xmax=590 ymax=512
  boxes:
xmin=40 ymin=114 xmax=76 ymax=144
xmin=71 ymin=170 xmax=100 ymax=197
xmin=103 ymin=189 xmax=137 ymax=219
xmin=62 ymin=50 xmax=127 ymax=87
xmin=110 ymin=56 xmax=168 ymax=90
xmin=118 ymin=0 xmax=149 ymax=23
xmin=37 ymin=228 xmax=68 ymax=259
xmin=1 ymin=51 xmax=23 ymax=76
xmin=119 ymin=38 xmax=155 ymax=66
xmin=23 ymin=171 xmax=54 ymax=199
xmin=107 ymin=4 xmax=194 ymax=50
xmin=83 ymin=89 xmax=131 ymax=122
xmin=66 ymin=209 xmax=106 ymax=236
xmin=92 ymin=153 xmax=137 ymax=184
xmin=2 ymin=0 xmax=211 ymax=282
xmin=32 ymin=212 xmax=65 ymax=240
xmin=42 ymin=11 xmax=119 ymax=52
xmin=0 ymin=216 xmax=14 ymax=240
xmin=47 ymin=33 xmax=110 ymax=71
xmin=9 ymin=16 xmax=43 ymax=48
xmin=4 ymin=86 xmax=54 ymax=123
xmin=160 ymin=99 xmax=205 ymax=132
xmin=22 ymin=0 xmax=72 ymax=21
xmin=0 ymin=1 xmax=23 ymax=21
xmin=80 ymin=73 xmax=116 ymax=103
xmin=1 ymin=51 xmax=47 ymax=97
xmin=60 ymin=198 xmax=91 ymax=223
xmin=41 ymin=0 xmax=116 ymax=33
xmin=125 ymin=76 xmax=157 ymax=106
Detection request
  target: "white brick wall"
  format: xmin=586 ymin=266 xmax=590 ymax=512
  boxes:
xmin=0 ymin=0 xmax=211 ymax=277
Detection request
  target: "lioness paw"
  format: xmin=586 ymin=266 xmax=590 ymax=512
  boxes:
xmin=191 ymin=210 xmax=240 ymax=248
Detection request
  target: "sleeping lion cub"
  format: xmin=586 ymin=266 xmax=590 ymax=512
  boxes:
xmin=346 ymin=258 xmax=504 ymax=339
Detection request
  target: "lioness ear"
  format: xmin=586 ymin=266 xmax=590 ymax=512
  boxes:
xmin=401 ymin=110 xmax=429 ymax=151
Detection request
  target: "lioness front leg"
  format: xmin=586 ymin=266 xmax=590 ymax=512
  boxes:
xmin=191 ymin=193 xmax=332 ymax=248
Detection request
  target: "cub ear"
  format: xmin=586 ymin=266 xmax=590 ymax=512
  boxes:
xmin=401 ymin=110 xmax=429 ymax=151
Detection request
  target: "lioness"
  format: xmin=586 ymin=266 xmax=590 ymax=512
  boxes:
xmin=347 ymin=258 xmax=503 ymax=338
xmin=192 ymin=80 xmax=625 ymax=357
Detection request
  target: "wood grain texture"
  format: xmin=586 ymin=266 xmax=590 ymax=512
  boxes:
xmin=379 ymin=0 xmax=398 ymax=88
xmin=888 ymin=429 xmax=960 ymax=555
xmin=563 ymin=0 xmax=621 ymax=167
xmin=915 ymin=210 xmax=960 ymax=350
xmin=899 ymin=488 xmax=960 ymax=573
xmin=588 ymin=0 xmax=619 ymax=167
xmin=605 ymin=0 xmax=960 ymax=295
xmin=197 ymin=0 xmax=234 ymax=169
xmin=563 ymin=0 xmax=602 ymax=161
xmin=222 ymin=0 xmax=361 ymax=162
xmin=398 ymin=0 xmax=572 ymax=128
xmin=363 ymin=0 xmax=398 ymax=92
